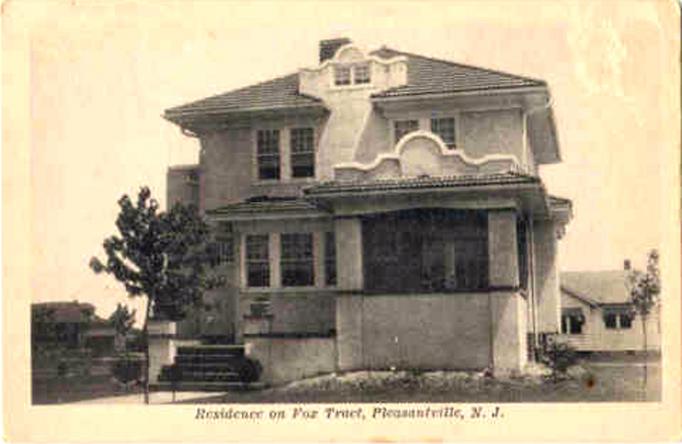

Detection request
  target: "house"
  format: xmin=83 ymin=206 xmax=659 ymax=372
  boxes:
xmin=157 ymin=38 xmax=573 ymax=384
xmin=559 ymin=266 xmax=661 ymax=354
xmin=31 ymin=301 xmax=124 ymax=355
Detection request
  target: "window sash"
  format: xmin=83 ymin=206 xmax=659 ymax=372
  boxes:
xmin=280 ymin=233 xmax=314 ymax=287
xmin=257 ymin=130 xmax=280 ymax=180
xmin=394 ymin=120 xmax=419 ymax=144
xmin=290 ymin=127 xmax=315 ymax=178
xmin=334 ymin=65 xmax=351 ymax=86
xmin=246 ymin=235 xmax=270 ymax=287
xmin=431 ymin=117 xmax=456 ymax=148
xmin=325 ymin=232 xmax=337 ymax=286
xmin=354 ymin=63 xmax=371 ymax=84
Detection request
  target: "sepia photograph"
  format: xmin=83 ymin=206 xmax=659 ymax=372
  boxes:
xmin=4 ymin=0 xmax=680 ymax=442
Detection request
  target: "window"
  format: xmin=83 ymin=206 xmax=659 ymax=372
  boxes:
xmin=363 ymin=209 xmax=488 ymax=293
xmin=394 ymin=120 xmax=419 ymax=144
xmin=246 ymin=235 xmax=270 ymax=287
xmin=325 ymin=232 xmax=337 ymax=286
xmin=290 ymin=128 xmax=315 ymax=178
xmin=561 ymin=309 xmax=584 ymax=334
xmin=280 ymin=233 xmax=314 ymax=287
xmin=354 ymin=63 xmax=371 ymax=84
xmin=334 ymin=65 xmax=351 ymax=86
xmin=431 ymin=117 xmax=456 ymax=149
xmin=256 ymin=129 xmax=280 ymax=180
xmin=215 ymin=222 xmax=234 ymax=264
xmin=604 ymin=310 xmax=633 ymax=329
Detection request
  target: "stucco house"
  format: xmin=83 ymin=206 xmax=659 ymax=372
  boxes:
xmin=154 ymin=38 xmax=573 ymax=387
xmin=559 ymin=266 xmax=660 ymax=354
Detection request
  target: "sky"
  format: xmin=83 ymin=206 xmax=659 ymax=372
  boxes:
xmin=12 ymin=1 xmax=678 ymax=322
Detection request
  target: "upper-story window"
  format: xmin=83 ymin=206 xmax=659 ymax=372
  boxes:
xmin=334 ymin=63 xmax=371 ymax=86
xmin=431 ymin=117 xmax=456 ymax=149
xmin=256 ymin=129 xmax=280 ymax=180
xmin=394 ymin=120 xmax=419 ymax=144
xmin=604 ymin=310 xmax=633 ymax=330
xmin=280 ymin=233 xmax=314 ymax=287
xmin=290 ymin=128 xmax=315 ymax=178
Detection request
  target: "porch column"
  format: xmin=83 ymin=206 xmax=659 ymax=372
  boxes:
xmin=334 ymin=217 xmax=364 ymax=291
xmin=488 ymin=210 xmax=527 ymax=374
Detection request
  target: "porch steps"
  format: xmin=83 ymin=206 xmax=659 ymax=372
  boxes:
xmin=154 ymin=344 xmax=263 ymax=392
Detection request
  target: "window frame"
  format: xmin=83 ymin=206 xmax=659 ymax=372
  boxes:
xmin=430 ymin=116 xmax=457 ymax=149
xmin=289 ymin=127 xmax=316 ymax=179
xmin=280 ymin=233 xmax=315 ymax=287
xmin=245 ymin=234 xmax=270 ymax=288
xmin=324 ymin=231 xmax=337 ymax=287
xmin=255 ymin=129 xmax=281 ymax=181
xmin=393 ymin=119 xmax=420 ymax=145
xmin=334 ymin=64 xmax=352 ymax=86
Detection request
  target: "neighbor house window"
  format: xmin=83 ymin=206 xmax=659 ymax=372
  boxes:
xmin=246 ymin=235 xmax=270 ymax=287
xmin=561 ymin=309 xmax=585 ymax=334
xmin=325 ymin=232 xmax=337 ymax=286
xmin=603 ymin=309 xmax=632 ymax=329
xmin=256 ymin=129 xmax=280 ymax=180
xmin=394 ymin=120 xmax=419 ymax=144
xmin=280 ymin=233 xmax=314 ymax=287
xmin=354 ymin=63 xmax=371 ymax=84
xmin=334 ymin=65 xmax=351 ymax=86
xmin=290 ymin=128 xmax=315 ymax=178
xmin=431 ymin=117 xmax=456 ymax=149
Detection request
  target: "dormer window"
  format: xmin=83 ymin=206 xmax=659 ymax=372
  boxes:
xmin=354 ymin=63 xmax=371 ymax=84
xmin=334 ymin=63 xmax=371 ymax=86
xmin=334 ymin=65 xmax=351 ymax=86
xmin=431 ymin=117 xmax=456 ymax=149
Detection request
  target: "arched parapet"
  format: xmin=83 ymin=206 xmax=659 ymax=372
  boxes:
xmin=334 ymin=130 xmax=521 ymax=182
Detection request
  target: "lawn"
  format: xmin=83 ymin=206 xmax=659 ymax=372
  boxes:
xmin=32 ymin=374 xmax=142 ymax=405
xmin=180 ymin=360 xmax=661 ymax=404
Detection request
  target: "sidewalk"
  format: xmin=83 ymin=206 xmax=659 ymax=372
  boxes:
xmin=69 ymin=391 xmax=217 ymax=405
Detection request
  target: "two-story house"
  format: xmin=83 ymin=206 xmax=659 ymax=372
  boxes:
xmin=159 ymin=38 xmax=572 ymax=385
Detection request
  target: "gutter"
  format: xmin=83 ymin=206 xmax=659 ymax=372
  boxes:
xmin=370 ymin=86 xmax=549 ymax=103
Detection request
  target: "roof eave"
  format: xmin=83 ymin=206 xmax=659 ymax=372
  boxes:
xmin=370 ymin=85 xmax=549 ymax=103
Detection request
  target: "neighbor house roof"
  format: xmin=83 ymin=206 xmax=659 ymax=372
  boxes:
xmin=165 ymin=47 xmax=546 ymax=124
xmin=370 ymin=47 xmax=546 ymax=99
xmin=561 ymin=271 xmax=631 ymax=305
xmin=32 ymin=301 xmax=99 ymax=323
xmin=305 ymin=171 xmax=540 ymax=196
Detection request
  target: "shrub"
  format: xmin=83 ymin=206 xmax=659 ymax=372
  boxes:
xmin=237 ymin=357 xmax=262 ymax=383
xmin=110 ymin=354 xmax=143 ymax=385
xmin=539 ymin=337 xmax=578 ymax=381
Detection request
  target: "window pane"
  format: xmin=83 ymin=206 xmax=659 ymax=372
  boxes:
xmin=604 ymin=313 xmax=617 ymax=329
xmin=290 ymin=128 xmax=315 ymax=178
xmin=246 ymin=235 xmax=269 ymax=287
xmin=431 ymin=117 xmax=456 ymax=148
xmin=257 ymin=130 xmax=280 ymax=180
xmin=334 ymin=65 xmax=351 ymax=86
xmin=569 ymin=316 xmax=583 ymax=334
xmin=619 ymin=313 xmax=633 ymax=329
xmin=394 ymin=120 xmax=419 ymax=144
xmin=354 ymin=63 xmax=371 ymax=84
xmin=325 ymin=232 xmax=337 ymax=286
xmin=281 ymin=233 xmax=314 ymax=287
xmin=561 ymin=316 xmax=568 ymax=334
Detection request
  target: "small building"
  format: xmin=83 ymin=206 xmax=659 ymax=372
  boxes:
xmin=158 ymin=38 xmax=574 ymax=383
xmin=559 ymin=269 xmax=661 ymax=353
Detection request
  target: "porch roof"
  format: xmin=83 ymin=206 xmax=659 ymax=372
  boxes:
xmin=206 ymin=196 xmax=329 ymax=221
xmin=304 ymin=171 xmax=539 ymax=196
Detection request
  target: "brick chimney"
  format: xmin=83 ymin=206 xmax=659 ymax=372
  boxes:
xmin=624 ymin=259 xmax=631 ymax=270
xmin=319 ymin=38 xmax=351 ymax=62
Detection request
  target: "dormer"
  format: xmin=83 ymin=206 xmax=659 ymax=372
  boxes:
xmin=299 ymin=39 xmax=408 ymax=99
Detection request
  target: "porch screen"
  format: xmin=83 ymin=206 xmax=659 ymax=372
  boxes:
xmin=363 ymin=209 xmax=488 ymax=293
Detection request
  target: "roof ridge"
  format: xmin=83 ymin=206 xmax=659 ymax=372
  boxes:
xmin=377 ymin=46 xmax=546 ymax=86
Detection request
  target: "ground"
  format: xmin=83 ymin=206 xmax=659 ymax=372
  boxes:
xmin=36 ymin=356 xmax=660 ymax=404
xmin=179 ymin=358 xmax=661 ymax=404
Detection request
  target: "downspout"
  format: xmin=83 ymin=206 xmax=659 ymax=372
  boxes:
xmin=528 ymin=216 xmax=539 ymax=359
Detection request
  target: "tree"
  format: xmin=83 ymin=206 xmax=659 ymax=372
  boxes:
xmin=108 ymin=303 xmax=136 ymax=353
xmin=90 ymin=187 xmax=223 ymax=403
xmin=626 ymin=249 xmax=661 ymax=395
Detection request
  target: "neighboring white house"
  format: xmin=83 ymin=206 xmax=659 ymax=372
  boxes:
xmin=558 ymin=268 xmax=661 ymax=353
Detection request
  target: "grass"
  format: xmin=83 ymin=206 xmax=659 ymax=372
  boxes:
xmin=32 ymin=374 xmax=142 ymax=405
xmin=180 ymin=360 xmax=661 ymax=404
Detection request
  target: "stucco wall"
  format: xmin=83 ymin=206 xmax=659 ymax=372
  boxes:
xmin=533 ymin=220 xmax=561 ymax=333
xmin=336 ymin=294 xmax=492 ymax=371
xmin=245 ymin=337 xmax=336 ymax=385
xmin=459 ymin=109 xmax=525 ymax=165
xmin=167 ymin=166 xmax=199 ymax=208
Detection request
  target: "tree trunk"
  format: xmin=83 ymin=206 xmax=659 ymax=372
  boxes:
xmin=642 ymin=315 xmax=648 ymax=399
xmin=142 ymin=298 xmax=152 ymax=405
